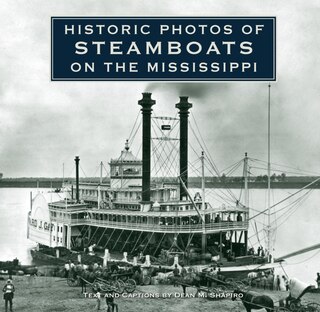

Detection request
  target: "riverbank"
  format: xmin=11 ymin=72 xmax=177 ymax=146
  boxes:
xmin=5 ymin=276 xmax=320 ymax=311
xmin=1 ymin=176 xmax=320 ymax=188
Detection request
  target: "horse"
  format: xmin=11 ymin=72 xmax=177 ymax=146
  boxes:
xmin=179 ymin=271 xmax=201 ymax=296
xmin=233 ymin=289 xmax=274 ymax=312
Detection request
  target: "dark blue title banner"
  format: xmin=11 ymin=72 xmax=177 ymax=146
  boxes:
xmin=51 ymin=17 xmax=276 ymax=81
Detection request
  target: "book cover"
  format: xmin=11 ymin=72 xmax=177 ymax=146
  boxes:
xmin=0 ymin=1 xmax=319 ymax=311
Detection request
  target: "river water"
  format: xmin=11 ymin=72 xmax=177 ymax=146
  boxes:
xmin=0 ymin=187 xmax=318 ymax=285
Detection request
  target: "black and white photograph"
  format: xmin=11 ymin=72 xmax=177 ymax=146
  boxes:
xmin=0 ymin=1 xmax=320 ymax=311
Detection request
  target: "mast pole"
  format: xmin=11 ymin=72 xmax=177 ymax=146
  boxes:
xmin=243 ymin=152 xmax=249 ymax=255
xmin=179 ymin=177 xmax=204 ymax=222
xmin=98 ymin=161 xmax=103 ymax=209
xmin=267 ymin=84 xmax=272 ymax=261
xmin=201 ymin=152 xmax=206 ymax=210
xmin=75 ymin=156 xmax=80 ymax=203
xmin=244 ymin=152 xmax=249 ymax=209
xmin=30 ymin=191 xmax=33 ymax=211
xmin=201 ymin=151 xmax=206 ymax=254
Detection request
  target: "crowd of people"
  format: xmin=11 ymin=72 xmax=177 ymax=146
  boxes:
xmin=64 ymin=260 xmax=126 ymax=311
xmin=248 ymin=270 xmax=289 ymax=291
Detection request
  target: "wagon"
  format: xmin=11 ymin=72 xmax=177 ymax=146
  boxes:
xmin=280 ymin=278 xmax=320 ymax=312
xmin=67 ymin=275 xmax=126 ymax=295
xmin=202 ymin=272 xmax=249 ymax=291
xmin=97 ymin=275 xmax=136 ymax=294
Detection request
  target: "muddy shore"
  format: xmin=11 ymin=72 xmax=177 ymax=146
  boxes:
xmin=2 ymin=275 xmax=320 ymax=311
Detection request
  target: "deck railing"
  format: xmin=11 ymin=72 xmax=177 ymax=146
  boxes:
xmin=52 ymin=217 xmax=248 ymax=233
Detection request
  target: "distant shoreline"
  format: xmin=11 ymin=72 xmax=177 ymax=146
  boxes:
xmin=0 ymin=177 xmax=319 ymax=189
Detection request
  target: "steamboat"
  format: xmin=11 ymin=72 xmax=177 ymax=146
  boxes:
xmin=27 ymin=93 xmax=273 ymax=276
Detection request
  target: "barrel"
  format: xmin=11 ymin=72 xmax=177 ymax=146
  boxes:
xmin=143 ymin=275 xmax=151 ymax=285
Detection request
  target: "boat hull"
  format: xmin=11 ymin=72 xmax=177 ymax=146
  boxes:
xmin=30 ymin=248 xmax=103 ymax=266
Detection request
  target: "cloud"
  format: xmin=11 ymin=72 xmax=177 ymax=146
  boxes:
xmin=0 ymin=0 xmax=319 ymax=177
xmin=145 ymin=83 xmax=230 ymax=99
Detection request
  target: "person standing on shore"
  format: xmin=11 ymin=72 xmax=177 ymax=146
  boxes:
xmin=180 ymin=265 xmax=188 ymax=297
xmin=276 ymin=275 xmax=281 ymax=291
xmin=267 ymin=272 xmax=274 ymax=290
xmin=282 ymin=275 xmax=289 ymax=291
xmin=3 ymin=279 xmax=15 ymax=312
xmin=180 ymin=264 xmax=187 ymax=278
xmin=64 ymin=261 xmax=70 ymax=278
xmin=173 ymin=264 xmax=180 ymax=287
xmin=316 ymin=273 xmax=320 ymax=288
xmin=105 ymin=291 xmax=118 ymax=312
xmin=262 ymin=274 xmax=267 ymax=290
xmin=92 ymin=282 xmax=101 ymax=311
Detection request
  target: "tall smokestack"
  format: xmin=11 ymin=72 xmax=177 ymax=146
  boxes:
xmin=75 ymin=156 xmax=80 ymax=203
xmin=138 ymin=93 xmax=155 ymax=203
xmin=176 ymin=96 xmax=192 ymax=200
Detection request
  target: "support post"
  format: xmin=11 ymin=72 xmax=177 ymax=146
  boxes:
xmin=120 ymin=231 xmax=134 ymax=252
xmin=219 ymin=231 xmax=223 ymax=259
xmin=104 ymin=228 xmax=117 ymax=249
xmin=112 ymin=229 xmax=124 ymax=250
xmin=67 ymin=226 xmax=71 ymax=249
xmin=244 ymin=231 xmax=248 ymax=255
xmin=122 ymin=252 xmax=128 ymax=262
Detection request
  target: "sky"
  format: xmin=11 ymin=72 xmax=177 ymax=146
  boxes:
xmin=0 ymin=0 xmax=320 ymax=177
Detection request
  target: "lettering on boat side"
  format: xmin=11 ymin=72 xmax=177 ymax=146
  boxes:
xmin=30 ymin=218 xmax=53 ymax=231
xmin=51 ymin=17 xmax=276 ymax=81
